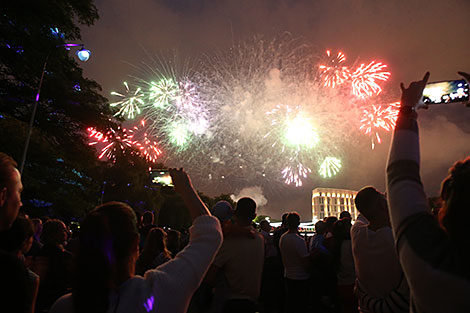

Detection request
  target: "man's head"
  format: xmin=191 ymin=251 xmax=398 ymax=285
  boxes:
xmin=281 ymin=213 xmax=289 ymax=227
xmin=354 ymin=186 xmax=388 ymax=223
xmin=259 ymin=219 xmax=271 ymax=232
xmin=211 ymin=200 xmax=233 ymax=223
xmin=339 ymin=211 xmax=351 ymax=220
xmin=142 ymin=211 xmax=154 ymax=226
xmin=235 ymin=197 xmax=257 ymax=226
xmin=0 ymin=153 xmax=22 ymax=231
xmin=286 ymin=212 xmax=300 ymax=230
xmin=314 ymin=220 xmax=328 ymax=235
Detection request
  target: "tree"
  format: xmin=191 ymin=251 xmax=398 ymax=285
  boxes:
xmin=0 ymin=1 xmax=116 ymax=218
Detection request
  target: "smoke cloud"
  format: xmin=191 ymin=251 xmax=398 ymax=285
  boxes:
xmin=231 ymin=186 xmax=268 ymax=215
xmin=80 ymin=0 xmax=470 ymax=219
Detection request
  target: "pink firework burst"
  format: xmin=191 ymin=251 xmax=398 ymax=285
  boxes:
xmin=351 ymin=61 xmax=391 ymax=98
xmin=318 ymin=50 xmax=351 ymax=88
xmin=127 ymin=120 xmax=162 ymax=163
xmin=359 ymin=101 xmax=400 ymax=149
xmin=87 ymin=126 xmax=132 ymax=161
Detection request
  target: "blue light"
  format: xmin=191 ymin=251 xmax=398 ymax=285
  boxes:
xmin=76 ymin=49 xmax=91 ymax=62
xmin=50 ymin=27 xmax=64 ymax=39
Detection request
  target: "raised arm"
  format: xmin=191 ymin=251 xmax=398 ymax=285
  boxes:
xmin=144 ymin=169 xmax=223 ymax=313
xmin=386 ymin=72 xmax=470 ymax=312
xmin=169 ymin=168 xmax=211 ymax=219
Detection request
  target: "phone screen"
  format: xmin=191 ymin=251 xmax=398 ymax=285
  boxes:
xmin=149 ymin=169 xmax=173 ymax=187
xmin=422 ymin=79 xmax=469 ymax=105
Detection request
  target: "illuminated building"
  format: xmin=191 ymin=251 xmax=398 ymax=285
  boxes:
xmin=311 ymin=188 xmax=358 ymax=222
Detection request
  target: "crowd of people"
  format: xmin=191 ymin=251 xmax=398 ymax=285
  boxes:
xmin=0 ymin=71 xmax=469 ymax=313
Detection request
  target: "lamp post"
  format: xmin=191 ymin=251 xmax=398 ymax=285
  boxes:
xmin=19 ymin=44 xmax=91 ymax=174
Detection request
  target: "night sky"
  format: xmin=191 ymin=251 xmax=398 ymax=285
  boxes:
xmin=79 ymin=0 xmax=470 ymax=219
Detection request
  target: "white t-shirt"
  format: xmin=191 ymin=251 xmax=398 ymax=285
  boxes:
xmin=351 ymin=221 xmax=405 ymax=297
xmin=212 ymin=227 xmax=265 ymax=301
xmin=279 ymin=232 xmax=310 ymax=280
xmin=49 ymin=215 xmax=223 ymax=313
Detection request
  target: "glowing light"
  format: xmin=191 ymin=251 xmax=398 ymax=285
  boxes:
xmin=318 ymin=50 xmax=350 ymax=88
xmin=351 ymin=62 xmax=390 ymax=98
xmin=76 ymin=49 xmax=91 ymax=62
xmin=359 ymin=102 xmax=400 ymax=149
xmin=127 ymin=120 xmax=162 ymax=163
xmin=282 ymin=164 xmax=312 ymax=187
xmin=149 ymin=78 xmax=178 ymax=109
xmin=110 ymin=82 xmax=144 ymax=119
xmin=284 ymin=116 xmax=319 ymax=148
xmin=319 ymin=157 xmax=342 ymax=178
xmin=168 ymin=121 xmax=190 ymax=148
xmin=87 ymin=126 xmax=132 ymax=162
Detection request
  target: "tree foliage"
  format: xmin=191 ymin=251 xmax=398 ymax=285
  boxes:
xmin=0 ymin=1 xmax=114 ymax=218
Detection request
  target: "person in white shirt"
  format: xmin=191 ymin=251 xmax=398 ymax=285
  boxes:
xmin=279 ymin=212 xmax=310 ymax=313
xmin=351 ymin=186 xmax=409 ymax=313
xmin=49 ymin=168 xmax=223 ymax=313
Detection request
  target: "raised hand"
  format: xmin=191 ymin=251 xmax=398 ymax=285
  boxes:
xmin=400 ymin=72 xmax=430 ymax=108
xmin=457 ymin=71 xmax=470 ymax=83
xmin=169 ymin=168 xmax=193 ymax=194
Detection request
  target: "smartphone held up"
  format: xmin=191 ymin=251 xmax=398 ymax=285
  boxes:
xmin=422 ymin=79 xmax=469 ymax=105
xmin=149 ymin=169 xmax=173 ymax=187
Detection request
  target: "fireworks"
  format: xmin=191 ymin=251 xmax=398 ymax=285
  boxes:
xmin=167 ymin=121 xmax=190 ymax=148
xmin=127 ymin=120 xmax=162 ymax=163
xmin=92 ymin=38 xmax=396 ymax=189
xmin=359 ymin=101 xmax=400 ymax=149
xmin=351 ymin=62 xmax=391 ymax=98
xmin=110 ymin=82 xmax=144 ymax=119
xmin=284 ymin=116 xmax=319 ymax=149
xmin=282 ymin=164 xmax=312 ymax=187
xmin=319 ymin=157 xmax=342 ymax=178
xmin=87 ymin=126 xmax=132 ymax=162
xmin=318 ymin=50 xmax=350 ymax=88
xmin=148 ymin=78 xmax=179 ymax=109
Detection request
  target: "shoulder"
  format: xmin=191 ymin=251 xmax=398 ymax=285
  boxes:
xmin=50 ymin=293 xmax=74 ymax=313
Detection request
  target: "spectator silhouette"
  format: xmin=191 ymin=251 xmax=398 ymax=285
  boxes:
xmin=139 ymin=211 xmax=156 ymax=250
xmin=352 ymin=187 xmax=409 ymax=312
xmin=0 ymin=215 xmax=39 ymax=313
xmin=135 ymin=227 xmax=172 ymax=275
xmin=34 ymin=219 xmax=73 ymax=312
xmin=386 ymin=71 xmax=470 ymax=312
xmin=0 ymin=152 xmax=31 ymax=313
xmin=279 ymin=212 xmax=310 ymax=313
xmin=50 ymin=168 xmax=222 ymax=313
xmin=207 ymin=197 xmax=264 ymax=313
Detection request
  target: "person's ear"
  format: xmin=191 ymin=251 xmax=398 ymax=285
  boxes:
xmin=0 ymin=187 xmax=7 ymax=207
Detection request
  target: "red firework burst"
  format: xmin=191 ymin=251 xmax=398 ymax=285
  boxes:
xmin=359 ymin=101 xmax=400 ymax=149
xmin=318 ymin=50 xmax=351 ymax=88
xmin=351 ymin=61 xmax=391 ymax=98
xmin=127 ymin=120 xmax=162 ymax=163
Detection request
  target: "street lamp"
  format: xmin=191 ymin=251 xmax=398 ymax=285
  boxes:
xmin=19 ymin=43 xmax=91 ymax=174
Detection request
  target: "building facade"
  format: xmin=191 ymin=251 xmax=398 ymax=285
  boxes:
xmin=312 ymin=188 xmax=358 ymax=222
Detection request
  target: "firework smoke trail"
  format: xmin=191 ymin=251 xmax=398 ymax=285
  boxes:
xmin=359 ymin=101 xmax=400 ymax=149
xmin=318 ymin=50 xmax=350 ymax=88
xmin=127 ymin=119 xmax=162 ymax=163
xmin=110 ymin=82 xmax=144 ymax=119
xmin=351 ymin=62 xmax=391 ymax=98
xmin=319 ymin=157 xmax=342 ymax=178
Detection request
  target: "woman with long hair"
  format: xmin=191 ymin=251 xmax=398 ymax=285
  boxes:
xmin=135 ymin=227 xmax=172 ymax=275
xmin=50 ymin=168 xmax=223 ymax=313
